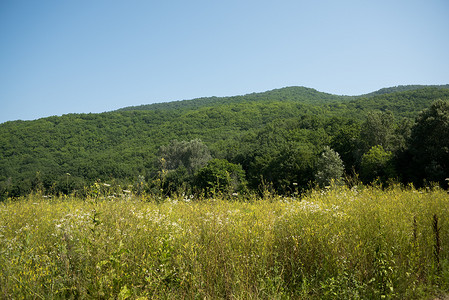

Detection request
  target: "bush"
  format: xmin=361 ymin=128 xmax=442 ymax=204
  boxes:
xmin=315 ymin=146 xmax=345 ymax=187
xmin=194 ymin=159 xmax=247 ymax=196
xmin=360 ymin=145 xmax=396 ymax=183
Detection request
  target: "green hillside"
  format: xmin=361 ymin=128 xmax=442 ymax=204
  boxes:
xmin=1 ymin=85 xmax=449 ymax=199
xmin=116 ymin=86 xmax=351 ymax=112
xmin=358 ymin=84 xmax=449 ymax=98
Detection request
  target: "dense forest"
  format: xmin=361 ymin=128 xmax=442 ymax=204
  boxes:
xmin=1 ymin=85 xmax=449 ymax=200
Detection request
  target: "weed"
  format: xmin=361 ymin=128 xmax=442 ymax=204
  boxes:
xmin=0 ymin=185 xmax=448 ymax=298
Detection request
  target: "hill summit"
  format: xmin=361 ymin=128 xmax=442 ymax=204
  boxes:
xmin=1 ymin=84 xmax=449 ymax=199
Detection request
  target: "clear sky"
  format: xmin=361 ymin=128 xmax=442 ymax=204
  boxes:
xmin=1 ymin=0 xmax=448 ymax=123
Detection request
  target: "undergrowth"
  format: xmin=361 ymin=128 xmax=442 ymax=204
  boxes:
xmin=0 ymin=185 xmax=448 ymax=299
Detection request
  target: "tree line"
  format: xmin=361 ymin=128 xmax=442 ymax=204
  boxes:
xmin=0 ymin=86 xmax=448 ymax=200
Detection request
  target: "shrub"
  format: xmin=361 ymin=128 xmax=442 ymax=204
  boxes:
xmin=315 ymin=146 xmax=345 ymax=187
xmin=194 ymin=159 xmax=247 ymax=196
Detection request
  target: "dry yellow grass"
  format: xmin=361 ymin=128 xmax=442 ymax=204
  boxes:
xmin=0 ymin=185 xmax=448 ymax=299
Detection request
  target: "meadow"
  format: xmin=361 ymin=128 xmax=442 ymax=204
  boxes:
xmin=1 ymin=185 xmax=448 ymax=299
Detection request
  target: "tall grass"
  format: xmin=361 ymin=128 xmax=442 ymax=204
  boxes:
xmin=0 ymin=185 xmax=448 ymax=299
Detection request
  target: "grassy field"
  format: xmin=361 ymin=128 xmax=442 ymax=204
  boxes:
xmin=1 ymin=185 xmax=448 ymax=299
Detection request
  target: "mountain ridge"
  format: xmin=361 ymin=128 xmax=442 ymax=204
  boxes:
xmin=358 ymin=84 xmax=449 ymax=98
xmin=115 ymin=86 xmax=348 ymax=113
xmin=116 ymin=84 xmax=449 ymax=113
xmin=1 ymin=84 xmax=449 ymax=198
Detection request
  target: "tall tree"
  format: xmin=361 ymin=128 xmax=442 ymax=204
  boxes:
xmin=315 ymin=147 xmax=345 ymax=187
xmin=360 ymin=111 xmax=395 ymax=152
xmin=360 ymin=145 xmax=396 ymax=184
xmin=158 ymin=139 xmax=212 ymax=175
xmin=157 ymin=139 xmax=212 ymax=194
xmin=194 ymin=159 xmax=247 ymax=196
xmin=408 ymin=100 xmax=449 ymax=187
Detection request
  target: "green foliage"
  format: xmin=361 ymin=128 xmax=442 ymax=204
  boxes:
xmin=329 ymin=118 xmax=361 ymax=172
xmin=156 ymin=139 xmax=212 ymax=195
xmin=194 ymin=159 xmax=247 ymax=196
xmin=348 ymin=87 xmax=449 ymax=118
xmin=315 ymin=146 xmax=345 ymax=187
xmin=408 ymin=99 xmax=449 ymax=187
xmin=359 ymin=84 xmax=449 ymax=97
xmin=158 ymin=139 xmax=212 ymax=175
xmin=359 ymin=110 xmax=413 ymax=156
xmin=360 ymin=145 xmax=396 ymax=183
xmin=360 ymin=110 xmax=395 ymax=152
xmin=0 ymin=85 xmax=448 ymax=199
xmin=117 ymin=86 xmax=352 ymax=112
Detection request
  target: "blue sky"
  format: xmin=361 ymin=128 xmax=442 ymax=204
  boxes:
xmin=1 ymin=0 xmax=448 ymax=123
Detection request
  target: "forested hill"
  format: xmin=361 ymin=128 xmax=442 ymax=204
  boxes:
xmin=1 ymin=85 xmax=449 ymax=199
xmin=358 ymin=84 xmax=449 ymax=98
xmin=116 ymin=85 xmax=449 ymax=113
xmin=345 ymin=86 xmax=449 ymax=118
xmin=116 ymin=86 xmax=351 ymax=113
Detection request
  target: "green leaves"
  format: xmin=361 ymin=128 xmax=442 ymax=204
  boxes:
xmin=1 ymin=86 xmax=449 ymax=199
xmin=315 ymin=147 xmax=345 ymax=187
xmin=409 ymin=100 xmax=449 ymax=187
xmin=360 ymin=145 xmax=395 ymax=184
xmin=194 ymin=159 xmax=247 ymax=196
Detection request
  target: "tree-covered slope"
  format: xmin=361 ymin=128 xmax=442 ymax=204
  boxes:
xmin=347 ymin=87 xmax=449 ymax=118
xmin=359 ymin=84 xmax=449 ymax=98
xmin=116 ymin=86 xmax=350 ymax=112
xmin=1 ymin=85 xmax=448 ymax=198
xmin=117 ymin=85 xmax=449 ymax=113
